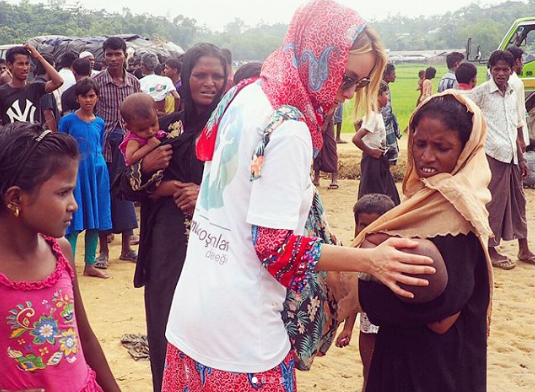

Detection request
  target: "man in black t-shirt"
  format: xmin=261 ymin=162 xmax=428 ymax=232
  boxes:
xmin=0 ymin=45 xmax=63 ymax=129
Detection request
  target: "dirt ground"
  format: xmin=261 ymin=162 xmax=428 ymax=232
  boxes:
xmin=76 ymin=134 xmax=535 ymax=391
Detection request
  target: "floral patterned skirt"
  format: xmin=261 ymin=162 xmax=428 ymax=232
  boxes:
xmin=162 ymin=343 xmax=296 ymax=392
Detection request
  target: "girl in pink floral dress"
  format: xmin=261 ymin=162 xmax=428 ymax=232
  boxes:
xmin=0 ymin=123 xmax=121 ymax=392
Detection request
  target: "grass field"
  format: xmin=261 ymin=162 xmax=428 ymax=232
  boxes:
xmin=339 ymin=63 xmax=489 ymax=134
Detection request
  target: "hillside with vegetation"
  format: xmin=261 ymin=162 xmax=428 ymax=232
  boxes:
xmin=0 ymin=0 xmax=534 ymax=59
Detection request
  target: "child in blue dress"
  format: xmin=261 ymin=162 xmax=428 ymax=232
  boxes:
xmin=59 ymin=78 xmax=111 ymax=279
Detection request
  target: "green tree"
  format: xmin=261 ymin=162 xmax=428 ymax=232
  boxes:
xmin=1 ymin=0 xmax=534 ymax=61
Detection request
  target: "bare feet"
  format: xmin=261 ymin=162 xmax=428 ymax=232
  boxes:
xmin=84 ymin=264 xmax=110 ymax=279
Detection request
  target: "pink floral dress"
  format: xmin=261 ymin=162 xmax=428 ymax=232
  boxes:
xmin=0 ymin=236 xmax=103 ymax=392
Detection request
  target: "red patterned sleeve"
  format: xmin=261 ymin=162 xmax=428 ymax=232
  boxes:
xmin=252 ymin=225 xmax=322 ymax=292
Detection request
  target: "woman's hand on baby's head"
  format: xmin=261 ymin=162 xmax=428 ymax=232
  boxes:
xmin=141 ymin=144 xmax=173 ymax=173
xmin=368 ymin=237 xmax=436 ymax=299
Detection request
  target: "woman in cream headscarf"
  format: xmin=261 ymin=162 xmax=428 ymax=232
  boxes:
xmin=357 ymin=91 xmax=493 ymax=392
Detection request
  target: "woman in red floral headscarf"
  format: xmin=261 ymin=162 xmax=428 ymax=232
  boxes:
xmin=162 ymin=1 xmax=436 ymax=391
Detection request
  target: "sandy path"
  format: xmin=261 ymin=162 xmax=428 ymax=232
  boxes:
xmin=77 ymin=134 xmax=535 ymax=391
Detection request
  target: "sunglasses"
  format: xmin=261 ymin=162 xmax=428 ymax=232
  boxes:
xmin=341 ymin=74 xmax=371 ymax=91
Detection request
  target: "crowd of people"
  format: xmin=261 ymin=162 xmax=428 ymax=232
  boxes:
xmin=0 ymin=0 xmax=532 ymax=391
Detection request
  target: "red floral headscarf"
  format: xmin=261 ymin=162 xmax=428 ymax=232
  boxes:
xmin=196 ymin=0 xmax=367 ymax=161
xmin=261 ymin=0 xmax=367 ymax=155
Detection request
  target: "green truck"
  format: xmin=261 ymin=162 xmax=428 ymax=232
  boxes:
xmin=467 ymin=17 xmax=535 ymax=134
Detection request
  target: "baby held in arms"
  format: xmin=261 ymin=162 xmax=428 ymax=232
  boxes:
xmin=119 ymin=93 xmax=169 ymax=167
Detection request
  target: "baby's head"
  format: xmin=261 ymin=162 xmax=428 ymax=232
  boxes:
xmin=361 ymin=234 xmax=448 ymax=304
xmin=121 ymin=93 xmax=159 ymax=140
xmin=353 ymin=193 xmax=395 ymax=237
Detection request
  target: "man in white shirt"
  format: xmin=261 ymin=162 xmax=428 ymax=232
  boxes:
xmin=469 ymin=50 xmax=535 ymax=269
xmin=506 ymin=47 xmax=530 ymax=147
xmin=139 ymin=53 xmax=179 ymax=116
xmin=57 ymin=51 xmax=77 ymax=91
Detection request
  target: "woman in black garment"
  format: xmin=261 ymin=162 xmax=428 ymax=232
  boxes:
xmin=115 ymin=43 xmax=228 ymax=392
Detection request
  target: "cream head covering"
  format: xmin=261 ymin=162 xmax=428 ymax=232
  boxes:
xmin=79 ymin=51 xmax=93 ymax=59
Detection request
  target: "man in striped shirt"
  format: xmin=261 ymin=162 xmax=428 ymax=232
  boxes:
xmin=93 ymin=36 xmax=140 ymax=269
xmin=438 ymin=51 xmax=464 ymax=93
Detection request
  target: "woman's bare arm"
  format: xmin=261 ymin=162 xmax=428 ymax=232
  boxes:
xmin=316 ymin=238 xmax=435 ymax=299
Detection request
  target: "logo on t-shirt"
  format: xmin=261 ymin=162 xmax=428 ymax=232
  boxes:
xmin=6 ymin=99 xmax=37 ymax=123
xmin=149 ymin=84 xmax=167 ymax=93
xmin=200 ymin=110 xmax=243 ymax=210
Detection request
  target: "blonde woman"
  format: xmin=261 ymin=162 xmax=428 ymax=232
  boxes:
xmin=162 ymin=1 xmax=435 ymax=390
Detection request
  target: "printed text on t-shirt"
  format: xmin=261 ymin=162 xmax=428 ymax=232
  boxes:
xmin=190 ymin=218 xmax=230 ymax=265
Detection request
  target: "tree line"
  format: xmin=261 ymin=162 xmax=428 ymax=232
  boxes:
xmin=1 ymin=0 xmax=534 ymax=60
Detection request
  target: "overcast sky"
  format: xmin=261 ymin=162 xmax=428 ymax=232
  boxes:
xmin=9 ymin=0 xmax=521 ymax=31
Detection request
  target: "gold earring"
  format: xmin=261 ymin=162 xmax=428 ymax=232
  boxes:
xmin=6 ymin=203 xmax=19 ymax=218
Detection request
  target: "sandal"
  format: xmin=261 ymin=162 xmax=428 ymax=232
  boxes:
xmin=94 ymin=254 xmax=109 ymax=270
xmin=129 ymin=234 xmax=140 ymax=246
xmin=518 ymin=255 xmax=535 ymax=265
xmin=120 ymin=251 xmax=138 ymax=263
xmin=492 ymin=257 xmax=516 ymax=270
xmin=328 ymin=183 xmax=339 ymax=190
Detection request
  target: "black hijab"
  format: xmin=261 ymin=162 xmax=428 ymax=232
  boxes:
xmin=122 ymin=44 xmax=228 ymax=288
xmin=160 ymin=43 xmax=228 ymax=184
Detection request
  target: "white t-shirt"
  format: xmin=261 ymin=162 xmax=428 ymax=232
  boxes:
xmin=166 ymin=81 xmax=314 ymax=372
xmin=59 ymin=68 xmax=76 ymax=91
xmin=139 ymin=74 xmax=176 ymax=102
xmin=361 ymin=112 xmax=387 ymax=150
